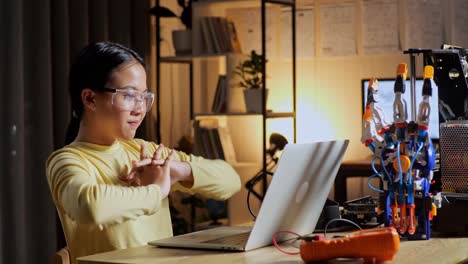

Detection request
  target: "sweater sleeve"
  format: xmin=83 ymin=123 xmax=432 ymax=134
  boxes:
xmin=151 ymin=144 xmax=241 ymax=200
xmin=181 ymin=157 xmax=242 ymax=200
xmin=46 ymin=150 xmax=163 ymax=227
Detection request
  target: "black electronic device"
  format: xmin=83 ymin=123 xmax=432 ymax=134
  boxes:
xmin=426 ymin=47 xmax=468 ymax=121
xmin=432 ymin=192 xmax=468 ymax=235
xmin=315 ymin=199 xmax=340 ymax=230
xmin=342 ymin=196 xmax=382 ymax=228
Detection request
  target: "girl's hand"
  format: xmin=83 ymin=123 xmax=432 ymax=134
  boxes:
xmin=119 ymin=144 xmax=174 ymax=197
xmin=139 ymin=147 xmax=174 ymax=197
xmin=119 ymin=144 xmax=155 ymax=187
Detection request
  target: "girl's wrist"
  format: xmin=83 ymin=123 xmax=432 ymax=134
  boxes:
xmin=171 ymin=161 xmax=194 ymax=188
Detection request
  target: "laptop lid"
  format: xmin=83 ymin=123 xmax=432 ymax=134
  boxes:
xmin=148 ymin=140 xmax=349 ymax=251
xmin=245 ymin=139 xmax=349 ymax=250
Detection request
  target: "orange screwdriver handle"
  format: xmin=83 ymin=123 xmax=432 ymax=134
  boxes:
xmin=300 ymin=227 xmax=400 ymax=263
xmin=407 ymin=204 xmax=416 ymax=235
xmin=398 ymin=204 xmax=407 ymax=234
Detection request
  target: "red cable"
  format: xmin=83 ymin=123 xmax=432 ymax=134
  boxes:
xmin=272 ymin=230 xmax=301 ymax=255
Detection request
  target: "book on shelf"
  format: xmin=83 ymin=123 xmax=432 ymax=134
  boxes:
xmin=193 ymin=120 xmax=207 ymax=158
xmin=207 ymin=128 xmax=224 ymax=160
xmin=199 ymin=16 xmax=242 ymax=55
xmin=200 ymin=17 xmax=216 ymax=54
xmin=226 ymin=17 xmax=242 ymax=54
xmin=192 ymin=118 xmax=237 ymax=164
xmin=200 ymin=127 xmax=216 ymax=159
xmin=211 ymin=128 xmax=225 ymax=160
xmin=202 ymin=17 xmax=221 ymax=54
xmin=211 ymin=75 xmax=228 ymax=113
xmin=213 ymin=17 xmax=228 ymax=53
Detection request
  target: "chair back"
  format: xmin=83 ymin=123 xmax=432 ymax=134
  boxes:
xmin=52 ymin=247 xmax=70 ymax=264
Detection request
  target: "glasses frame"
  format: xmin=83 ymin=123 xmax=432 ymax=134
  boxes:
xmin=93 ymin=87 xmax=154 ymax=113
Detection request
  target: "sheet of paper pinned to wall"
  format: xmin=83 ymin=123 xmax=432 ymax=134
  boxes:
xmin=362 ymin=0 xmax=400 ymax=54
xmin=280 ymin=7 xmax=314 ymax=59
xmin=226 ymin=7 xmax=278 ymax=59
xmin=403 ymin=0 xmax=444 ymax=50
xmin=319 ymin=2 xmax=357 ymax=56
xmin=450 ymin=0 xmax=468 ymax=48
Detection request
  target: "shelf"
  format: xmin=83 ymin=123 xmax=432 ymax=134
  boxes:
xmin=265 ymin=0 xmax=295 ymax=6
xmin=160 ymin=53 xmax=234 ymax=63
xmin=266 ymin=112 xmax=296 ymax=118
xmin=193 ymin=111 xmax=295 ymax=118
xmin=194 ymin=112 xmax=261 ymax=117
xmin=159 ymin=56 xmax=193 ymax=63
xmin=194 ymin=0 xmax=258 ymax=6
xmin=194 ymin=0 xmax=294 ymax=7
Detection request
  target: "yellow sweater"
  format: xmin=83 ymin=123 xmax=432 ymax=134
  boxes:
xmin=46 ymin=138 xmax=241 ymax=263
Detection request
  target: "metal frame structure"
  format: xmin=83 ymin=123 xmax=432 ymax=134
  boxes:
xmin=155 ymin=0 xmax=297 ymax=200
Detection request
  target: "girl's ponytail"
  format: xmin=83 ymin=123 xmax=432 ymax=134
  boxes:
xmin=64 ymin=112 xmax=80 ymax=145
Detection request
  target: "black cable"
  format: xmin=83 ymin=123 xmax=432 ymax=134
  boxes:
xmin=246 ymin=182 xmax=257 ymax=219
xmin=246 ymin=171 xmax=264 ymax=219
xmin=246 ymin=160 xmax=276 ymax=219
xmin=246 ymin=133 xmax=288 ymax=219
xmin=324 ymin=218 xmax=362 ymax=238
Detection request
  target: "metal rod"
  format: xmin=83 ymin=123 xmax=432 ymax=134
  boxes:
xmin=156 ymin=0 xmax=161 ymax=143
xmin=261 ymin=0 xmax=267 ymax=198
xmin=190 ymin=62 xmax=193 ymax=119
xmin=292 ymin=1 xmax=297 ymax=143
xmin=410 ymin=54 xmax=417 ymax=122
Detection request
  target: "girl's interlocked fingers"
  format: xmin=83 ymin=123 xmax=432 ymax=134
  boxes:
xmin=153 ymin=144 xmax=164 ymax=161
xmin=119 ymin=144 xmax=174 ymax=187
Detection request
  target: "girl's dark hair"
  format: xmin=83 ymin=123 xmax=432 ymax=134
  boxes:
xmin=64 ymin=41 xmax=145 ymax=145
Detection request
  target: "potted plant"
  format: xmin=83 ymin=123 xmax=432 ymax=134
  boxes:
xmin=150 ymin=0 xmax=195 ymax=55
xmin=234 ymin=50 xmax=267 ymax=113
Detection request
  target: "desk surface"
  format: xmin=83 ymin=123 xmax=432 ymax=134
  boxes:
xmin=77 ymin=236 xmax=468 ymax=264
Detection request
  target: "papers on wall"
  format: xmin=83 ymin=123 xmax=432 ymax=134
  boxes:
xmin=280 ymin=7 xmax=315 ymax=59
xmin=196 ymin=0 xmax=468 ymax=60
xmin=226 ymin=6 xmax=278 ymax=59
xmin=403 ymin=0 xmax=444 ymax=50
xmin=450 ymin=0 xmax=468 ymax=48
xmin=362 ymin=0 xmax=400 ymax=54
xmin=319 ymin=2 xmax=357 ymax=56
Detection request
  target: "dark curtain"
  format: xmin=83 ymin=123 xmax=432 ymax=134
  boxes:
xmin=0 ymin=0 xmax=152 ymax=263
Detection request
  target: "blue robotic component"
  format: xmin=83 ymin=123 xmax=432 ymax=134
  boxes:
xmin=362 ymin=64 xmax=437 ymax=240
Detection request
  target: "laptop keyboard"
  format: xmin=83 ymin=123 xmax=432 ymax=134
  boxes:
xmin=201 ymin=231 xmax=251 ymax=245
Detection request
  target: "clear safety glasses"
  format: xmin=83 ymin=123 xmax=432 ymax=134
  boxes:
xmin=94 ymin=87 xmax=154 ymax=112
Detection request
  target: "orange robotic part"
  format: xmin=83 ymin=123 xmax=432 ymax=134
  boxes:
xmin=396 ymin=63 xmax=407 ymax=80
xmin=300 ymin=227 xmax=400 ymax=263
xmin=393 ymin=154 xmax=411 ymax=172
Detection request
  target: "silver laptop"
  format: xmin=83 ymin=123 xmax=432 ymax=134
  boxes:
xmin=149 ymin=140 xmax=349 ymax=251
